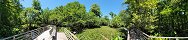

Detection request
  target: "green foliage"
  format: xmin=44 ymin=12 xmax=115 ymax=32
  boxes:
xmin=51 ymin=2 xmax=104 ymax=31
xmin=123 ymin=0 xmax=188 ymax=37
xmin=85 ymin=12 xmax=101 ymax=28
xmin=110 ymin=10 xmax=131 ymax=28
xmin=0 ymin=0 xmax=42 ymax=38
xmin=118 ymin=10 xmax=131 ymax=27
xmin=18 ymin=7 xmax=41 ymax=31
xmin=100 ymin=16 xmax=110 ymax=26
xmin=156 ymin=0 xmax=188 ymax=37
xmin=150 ymin=38 xmax=169 ymax=40
xmin=149 ymin=33 xmax=169 ymax=40
xmin=32 ymin=0 xmax=41 ymax=11
xmin=76 ymin=26 xmax=121 ymax=40
xmin=124 ymin=0 xmax=159 ymax=34
xmin=90 ymin=4 xmax=101 ymax=17
xmin=40 ymin=8 xmax=50 ymax=24
xmin=49 ymin=2 xmax=102 ymax=33
xmin=32 ymin=0 xmax=42 ymax=25
xmin=109 ymin=12 xmax=116 ymax=18
xmin=112 ymin=36 xmax=123 ymax=40
xmin=0 ymin=0 xmax=22 ymax=38
xmin=110 ymin=16 xmax=124 ymax=28
xmin=2 ymin=0 xmax=188 ymax=39
xmin=58 ymin=1 xmax=87 ymax=31
xmin=57 ymin=27 xmax=66 ymax=32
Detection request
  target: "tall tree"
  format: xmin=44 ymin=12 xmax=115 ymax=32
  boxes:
xmin=32 ymin=0 xmax=42 ymax=26
xmin=109 ymin=12 xmax=116 ymax=18
xmin=111 ymin=16 xmax=124 ymax=28
xmin=54 ymin=1 xmax=87 ymax=32
xmin=104 ymin=16 xmax=109 ymax=21
xmin=19 ymin=7 xmax=39 ymax=31
xmin=0 ymin=0 xmax=22 ymax=38
xmin=90 ymin=4 xmax=101 ymax=17
xmin=40 ymin=8 xmax=50 ymax=24
xmin=157 ymin=0 xmax=188 ymax=36
xmin=119 ymin=10 xmax=131 ymax=27
xmin=124 ymin=0 xmax=159 ymax=34
xmin=32 ymin=0 xmax=41 ymax=11
xmin=85 ymin=12 xmax=101 ymax=28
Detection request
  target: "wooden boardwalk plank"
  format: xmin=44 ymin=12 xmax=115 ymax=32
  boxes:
xmin=57 ymin=32 xmax=68 ymax=40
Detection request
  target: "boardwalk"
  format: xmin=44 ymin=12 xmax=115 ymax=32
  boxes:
xmin=35 ymin=26 xmax=68 ymax=40
xmin=1 ymin=25 xmax=78 ymax=40
xmin=34 ymin=28 xmax=52 ymax=40
xmin=57 ymin=32 xmax=68 ymax=40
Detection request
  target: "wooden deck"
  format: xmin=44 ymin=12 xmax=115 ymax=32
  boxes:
xmin=1 ymin=25 xmax=78 ymax=40
xmin=57 ymin=32 xmax=68 ymax=40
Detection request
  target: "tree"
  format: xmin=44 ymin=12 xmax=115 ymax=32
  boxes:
xmin=90 ymin=4 xmax=101 ymax=17
xmin=119 ymin=10 xmax=131 ymax=27
xmin=124 ymin=0 xmax=188 ymax=37
xmin=110 ymin=10 xmax=131 ymax=28
xmin=40 ymin=8 xmax=50 ymax=24
xmin=85 ymin=12 xmax=101 ymax=28
xmin=100 ymin=16 xmax=110 ymax=26
xmin=124 ymin=0 xmax=159 ymax=34
xmin=53 ymin=1 xmax=87 ymax=33
xmin=32 ymin=0 xmax=41 ymax=11
xmin=104 ymin=16 xmax=109 ymax=20
xmin=110 ymin=16 xmax=124 ymax=28
xmin=32 ymin=0 xmax=42 ymax=26
xmin=156 ymin=0 xmax=188 ymax=36
xmin=19 ymin=7 xmax=40 ymax=31
xmin=0 ymin=0 xmax=22 ymax=38
xmin=109 ymin=12 xmax=116 ymax=18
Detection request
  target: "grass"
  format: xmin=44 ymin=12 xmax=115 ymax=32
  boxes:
xmin=76 ymin=26 xmax=122 ymax=40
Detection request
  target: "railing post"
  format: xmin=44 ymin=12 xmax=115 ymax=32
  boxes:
xmin=31 ymin=31 xmax=35 ymax=40
xmin=127 ymin=30 xmax=130 ymax=40
xmin=31 ymin=32 xmax=32 ymax=40
xmin=13 ymin=37 xmax=15 ymax=40
xmin=40 ymin=28 xmax=42 ymax=34
xmin=176 ymin=38 xmax=179 ymax=40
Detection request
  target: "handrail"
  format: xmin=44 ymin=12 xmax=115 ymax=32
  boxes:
xmin=49 ymin=25 xmax=57 ymax=40
xmin=139 ymin=29 xmax=188 ymax=39
xmin=149 ymin=36 xmax=188 ymax=39
xmin=63 ymin=28 xmax=79 ymax=40
xmin=125 ymin=28 xmax=188 ymax=40
xmin=1 ymin=25 xmax=53 ymax=40
xmin=148 ymin=36 xmax=188 ymax=40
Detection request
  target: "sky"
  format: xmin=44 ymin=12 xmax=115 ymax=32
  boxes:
xmin=20 ymin=0 xmax=127 ymax=17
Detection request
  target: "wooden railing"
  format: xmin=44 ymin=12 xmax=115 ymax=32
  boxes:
xmin=50 ymin=25 xmax=57 ymax=40
xmin=125 ymin=28 xmax=188 ymax=40
xmin=148 ymin=36 xmax=188 ymax=40
xmin=63 ymin=28 xmax=79 ymax=40
xmin=140 ymin=29 xmax=188 ymax=40
xmin=1 ymin=25 xmax=56 ymax=40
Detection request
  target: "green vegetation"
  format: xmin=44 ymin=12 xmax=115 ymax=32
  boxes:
xmin=76 ymin=26 xmax=122 ymax=40
xmin=1 ymin=0 xmax=188 ymax=39
xmin=124 ymin=0 xmax=188 ymax=37
xmin=57 ymin=27 xmax=65 ymax=32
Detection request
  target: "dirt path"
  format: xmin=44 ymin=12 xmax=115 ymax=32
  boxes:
xmin=57 ymin=32 xmax=68 ymax=40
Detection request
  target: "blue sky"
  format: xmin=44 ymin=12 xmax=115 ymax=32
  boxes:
xmin=20 ymin=0 xmax=127 ymax=17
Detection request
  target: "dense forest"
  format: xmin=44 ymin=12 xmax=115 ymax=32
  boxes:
xmin=1 ymin=0 xmax=188 ymax=40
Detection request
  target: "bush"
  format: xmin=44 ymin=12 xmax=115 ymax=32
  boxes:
xmin=110 ymin=16 xmax=125 ymax=28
